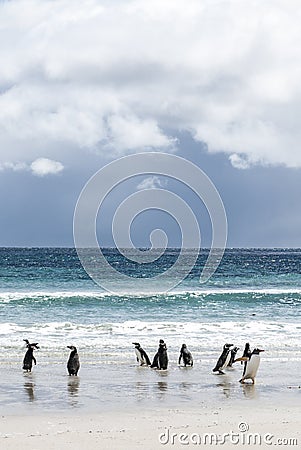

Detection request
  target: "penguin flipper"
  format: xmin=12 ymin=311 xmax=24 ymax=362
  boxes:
xmin=234 ymin=357 xmax=249 ymax=363
xmin=151 ymin=353 xmax=159 ymax=368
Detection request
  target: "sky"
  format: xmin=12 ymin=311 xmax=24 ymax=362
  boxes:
xmin=0 ymin=0 xmax=301 ymax=248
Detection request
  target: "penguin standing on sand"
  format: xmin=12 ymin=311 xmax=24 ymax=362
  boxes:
xmin=237 ymin=348 xmax=264 ymax=384
xmin=132 ymin=342 xmax=151 ymax=366
xmin=23 ymin=339 xmax=39 ymax=372
xmin=212 ymin=343 xmax=233 ymax=374
xmin=228 ymin=346 xmax=239 ymax=367
xmin=151 ymin=339 xmax=168 ymax=370
xmin=178 ymin=344 xmax=193 ymax=367
xmin=67 ymin=346 xmax=80 ymax=376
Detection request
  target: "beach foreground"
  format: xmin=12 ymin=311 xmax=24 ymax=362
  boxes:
xmin=1 ymin=403 xmax=300 ymax=450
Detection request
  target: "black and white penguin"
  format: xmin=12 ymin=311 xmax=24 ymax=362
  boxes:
xmin=212 ymin=343 xmax=233 ymax=374
xmin=67 ymin=346 xmax=80 ymax=376
xmin=228 ymin=346 xmax=239 ymax=367
xmin=151 ymin=339 xmax=168 ymax=370
xmin=238 ymin=348 xmax=264 ymax=384
xmin=23 ymin=339 xmax=39 ymax=372
xmin=178 ymin=344 xmax=193 ymax=367
xmin=132 ymin=342 xmax=151 ymax=366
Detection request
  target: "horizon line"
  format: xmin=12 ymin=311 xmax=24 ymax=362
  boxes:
xmin=0 ymin=246 xmax=300 ymax=250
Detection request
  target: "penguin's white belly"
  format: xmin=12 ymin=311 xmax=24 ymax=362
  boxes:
xmin=221 ymin=352 xmax=231 ymax=370
xmin=135 ymin=348 xmax=142 ymax=363
xmin=244 ymin=355 xmax=260 ymax=379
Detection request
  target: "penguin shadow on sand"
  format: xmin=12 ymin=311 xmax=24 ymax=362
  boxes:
xmin=67 ymin=377 xmax=80 ymax=407
xmin=24 ymin=380 xmax=35 ymax=402
xmin=178 ymin=381 xmax=195 ymax=401
xmin=241 ymin=383 xmax=257 ymax=399
xmin=156 ymin=380 xmax=168 ymax=399
xmin=215 ymin=376 xmax=232 ymax=398
xmin=153 ymin=369 xmax=169 ymax=399
xmin=135 ymin=381 xmax=151 ymax=402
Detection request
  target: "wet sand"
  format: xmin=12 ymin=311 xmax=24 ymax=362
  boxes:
xmin=1 ymin=352 xmax=301 ymax=413
xmin=1 ymin=354 xmax=301 ymax=448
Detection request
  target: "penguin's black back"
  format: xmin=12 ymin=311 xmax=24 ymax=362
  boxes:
xmin=139 ymin=347 xmax=151 ymax=365
xmin=23 ymin=347 xmax=34 ymax=371
xmin=213 ymin=347 xmax=229 ymax=371
xmin=242 ymin=343 xmax=252 ymax=374
xmin=67 ymin=349 xmax=80 ymax=376
xmin=158 ymin=344 xmax=168 ymax=370
xmin=182 ymin=347 xmax=193 ymax=365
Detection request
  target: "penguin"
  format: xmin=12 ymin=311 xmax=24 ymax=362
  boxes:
xmin=237 ymin=348 xmax=264 ymax=384
xmin=67 ymin=346 xmax=80 ymax=376
xmin=23 ymin=339 xmax=39 ymax=372
xmin=228 ymin=346 xmax=239 ymax=367
xmin=241 ymin=342 xmax=252 ymax=375
xmin=242 ymin=343 xmax=251 ymax=361
xmin=212 ymin=343 xmax=233 ymax=374
xmin=178 ymin=344 xmax=193 ymax=367
xmin=132 ymin=342 xmax=151 ymax=366
xmin=151 ymin=339 xmax=168 ymax=370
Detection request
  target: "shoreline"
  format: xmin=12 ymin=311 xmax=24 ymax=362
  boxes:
xmin=1 ymin=358 xmax=301 ymax=413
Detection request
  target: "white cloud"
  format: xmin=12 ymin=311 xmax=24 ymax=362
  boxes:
xmin=30 ymin=158 xmax=64 ymax=176
xmin=0 ymin=0 xmax=301 ymax=168
xmin=105 ymin=115 xmax=176 ymax=156
xmin=0 ymin=161 xmax=28 ymax=172
xmin=0 ymin=157 xmax=64 ymax=176
xmin=137 ymin=176 xmax=165 ymax=190
xmin=229 ymin=154 xmax=250 ymax=170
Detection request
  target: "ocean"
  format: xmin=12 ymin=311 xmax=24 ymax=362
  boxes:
xmin=0 ymin=247 xmax=300 ymax=413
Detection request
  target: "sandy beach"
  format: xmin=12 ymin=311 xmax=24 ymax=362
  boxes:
xmin=1 ymin=248 xmax=301 ymax=449
xmin=1 ymin=342 xmax=301 ymax=448
xmin=1 ymin=402 xmax=300 ymax=449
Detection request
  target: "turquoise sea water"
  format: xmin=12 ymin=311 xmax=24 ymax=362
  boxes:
xmin=0 ymin=248 xmax=300 ymax=412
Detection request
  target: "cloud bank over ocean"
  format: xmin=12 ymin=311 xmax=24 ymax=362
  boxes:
xmin=0 ymin=0 xmax=301 ymax=172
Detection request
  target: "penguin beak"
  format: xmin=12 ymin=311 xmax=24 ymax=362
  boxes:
xmin=258 ymin=349 xmax=265 ymax=352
